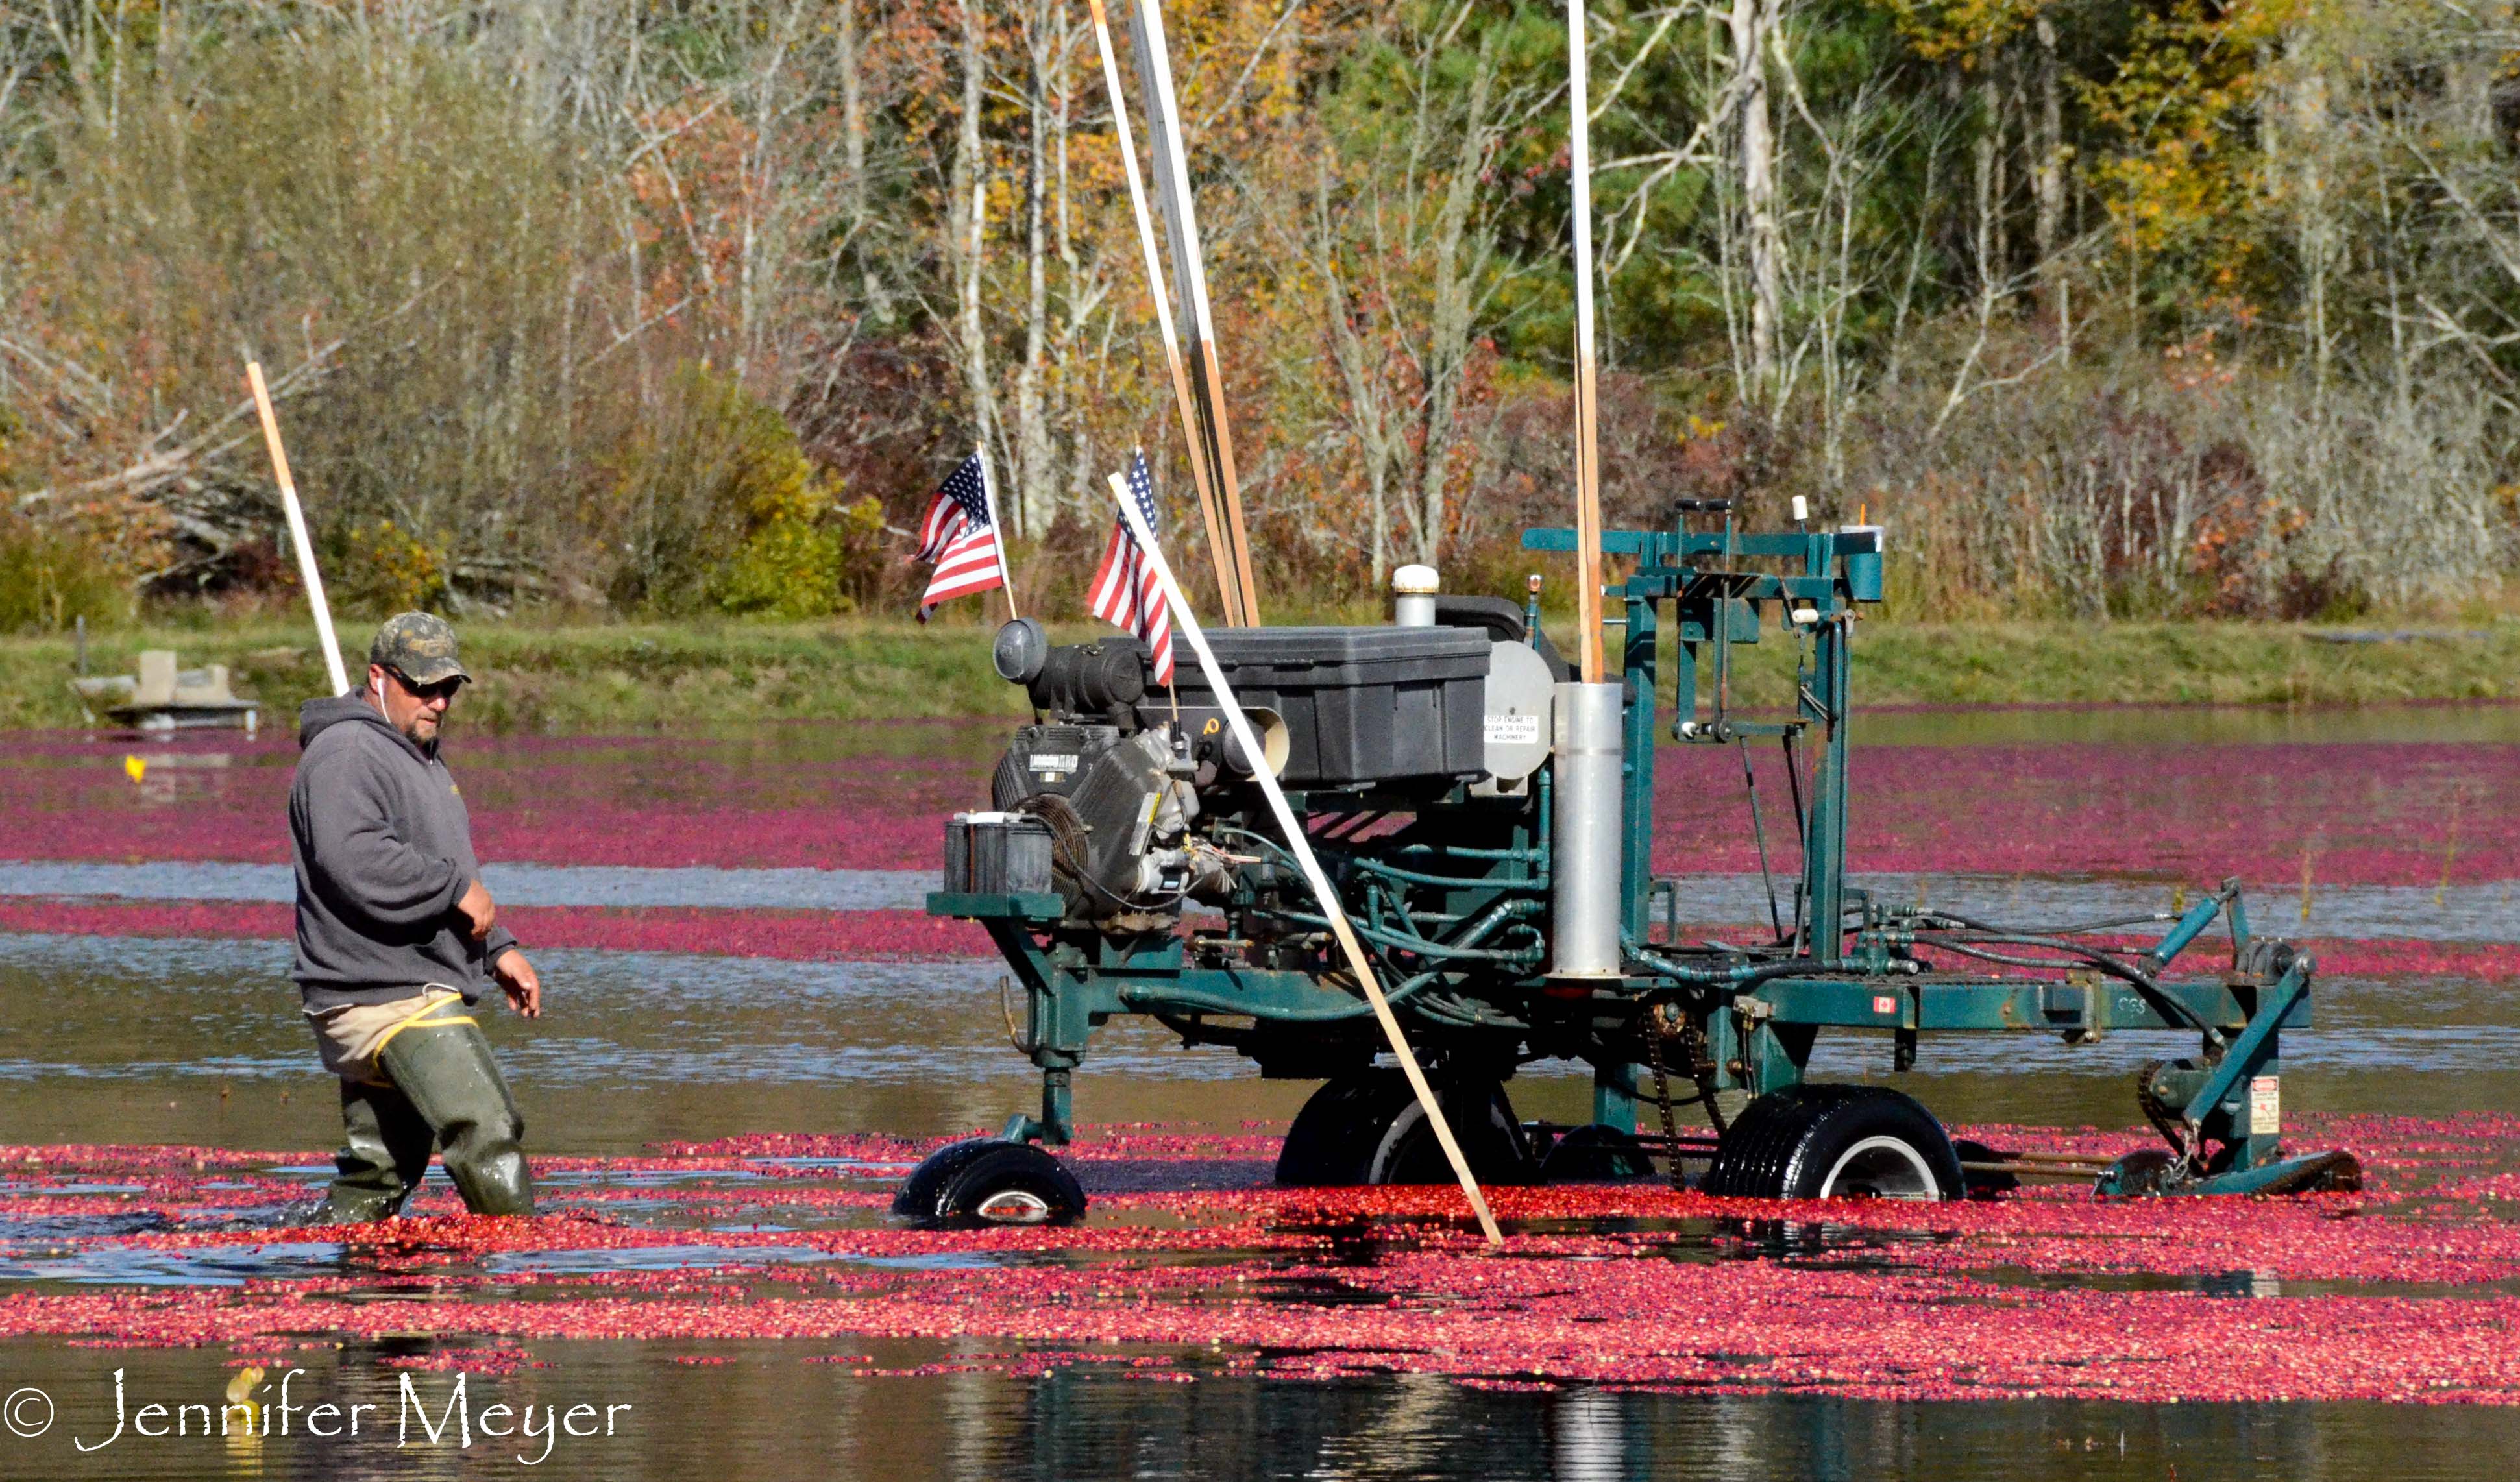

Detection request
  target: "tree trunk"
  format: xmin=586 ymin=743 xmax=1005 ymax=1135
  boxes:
xmin=838 ymin=0 xmax=883 ymax=319
xmin=840 ymin=0 xmax=867 ymax=225
xmin=1312 ymin=165 xmax=1395 ymax=586
xmin=2033 ymin=14 xmax=2066 ymax=335
xmin=1412 ymin=38 xmax=1499 ymax=567
xmin=2281 ymin=38 xmax=2334 ymax=393
xmin=951 ymin=2 xmax=999 ymax=477
xmin=1015 ymin=1 xmax=1055 ymax=533
xmin=1993 ymin=75 xmax=2012 ymax=282
xmin=1727 ymin=0 xmax=1781 ymax=388
xmin=1973 ymin=55 xmax=1999 ymax=307
xmin=1053 ymin=0 xmax=1095 ymax=514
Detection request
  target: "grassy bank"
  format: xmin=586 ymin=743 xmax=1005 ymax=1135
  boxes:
xmin=5 ymin=615 xmax=2515 ymax=733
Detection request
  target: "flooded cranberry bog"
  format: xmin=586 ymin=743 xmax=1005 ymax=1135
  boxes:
xmin=4 ymin=705 xmax=2519 ymax=1479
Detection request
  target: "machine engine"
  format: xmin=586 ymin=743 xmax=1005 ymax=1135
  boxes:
xmin=920 ymin=536 xmax=2362 ymax=1215
xmin=949 ymin=607 xmax=1545 ymax=928
xmin=970 ymin=631 xmax=1237 ymax=925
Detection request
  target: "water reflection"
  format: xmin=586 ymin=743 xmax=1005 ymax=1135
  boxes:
xmin=3 ymin=1334 xmax=2516 ymax=1481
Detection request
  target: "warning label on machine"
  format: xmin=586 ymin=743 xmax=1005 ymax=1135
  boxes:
xmin=2249 ymin=1075 xmax=2281 ymax=1136
xmin=1485 ymin=714 xmax=1543 ymax=746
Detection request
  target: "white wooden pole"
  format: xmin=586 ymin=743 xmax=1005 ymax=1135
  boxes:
xmin=1567 ymin=0 xmax=1607 ymax=684
xmin=976 ymin=444 xmax=1020 ymax=619
xmin=245 ymin=361 xmax=350 ymax=695
xmin=1107 ymin=471 xmax=1504 ymax=1249
xmin=1084 ymin=0 xmax=1243 ymax=624
xmin=1124 ymin=0 xmax=1260 ymax=626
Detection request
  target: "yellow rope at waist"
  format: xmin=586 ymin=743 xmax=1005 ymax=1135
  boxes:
xmin=369 ymin=995 xmax=478 ymax=1061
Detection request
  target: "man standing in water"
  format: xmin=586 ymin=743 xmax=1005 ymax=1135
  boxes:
xmin=291 ymin=612 xmax=542 ymax=1222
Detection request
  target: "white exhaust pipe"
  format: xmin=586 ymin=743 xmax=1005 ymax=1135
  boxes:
xmin=1392 ymin=564 xmax=1439 ymax=627
xmin=1551 ymin=681 xmax=1623 ymax=977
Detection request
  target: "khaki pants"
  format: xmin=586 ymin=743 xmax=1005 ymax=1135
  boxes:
xmin=304 ymin=986 xmax=470 ymax=1086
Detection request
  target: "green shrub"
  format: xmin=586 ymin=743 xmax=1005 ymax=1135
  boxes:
xmin=608 ymin=363 xmax=886 ymax=618
xmin=0 ymin=516 xmax=132 ymax=633
xmin=327 ymin=519 xmax=449 ymax=618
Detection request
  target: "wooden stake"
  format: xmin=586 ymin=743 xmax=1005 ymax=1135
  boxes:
xmin=975 ymin=443 xmax=1020 ymax=620
xmin=245 ymin=361 xmax=350 ymax=695
xmin=1193 ymin=339 xmax=1260 ymax=627
xmin=1125 ymin=0 xmax=1260 ymax=626
xmin=1085 ymin=0 xmax=1242 ymax=626
xmin=1567 ymin=0 xmax=1606 ymax=683
xmin=1109 ymin=471 xmax=1501 ymax=1248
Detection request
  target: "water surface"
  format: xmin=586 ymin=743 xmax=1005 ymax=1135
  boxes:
xmin=3 ymin=703 xmax=2516 ymax=1479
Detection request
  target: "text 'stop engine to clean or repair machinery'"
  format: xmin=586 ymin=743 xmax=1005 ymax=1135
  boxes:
xmin=901 ymin=503 xmax=2362 ymax=1228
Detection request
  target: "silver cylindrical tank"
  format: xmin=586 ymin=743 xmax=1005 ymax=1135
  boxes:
xmin=1551 ymin=680 xmax=1624 ymax=977
xmin=1392 ymin=564 xmax=1439 ymax=627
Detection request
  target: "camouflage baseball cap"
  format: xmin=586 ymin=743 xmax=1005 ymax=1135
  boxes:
xmin=368 ymin=612 xmax=471 ymax=686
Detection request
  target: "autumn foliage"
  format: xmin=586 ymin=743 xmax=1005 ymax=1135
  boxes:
xmin=0 ymin=0 xmax=2512 ymax=627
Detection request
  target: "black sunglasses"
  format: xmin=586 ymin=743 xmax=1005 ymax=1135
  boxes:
xmin=388 ymin=670 xmax=465 ymax=703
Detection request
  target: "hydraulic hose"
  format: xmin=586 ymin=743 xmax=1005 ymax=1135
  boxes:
xmin=1894 ymin=908 xmax=2175 ymax=936
xmin=1121 ymin=968 xmax=1443 ymax=1023
xmin=1624 ymin=936 xmax=1893 ymax=993
xmin=1907 ymin=933 xmax=2226 ymax=1045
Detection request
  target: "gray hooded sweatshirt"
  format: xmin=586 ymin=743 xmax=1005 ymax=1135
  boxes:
xmin=289 ymin=694 xmax=519 ymax=1010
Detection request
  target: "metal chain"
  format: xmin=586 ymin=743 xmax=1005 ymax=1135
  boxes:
xmin=2135 ymin=1059 xmax=2199 ymax=1178
xmin=1684 ymin=1017 xmax=1729 ymax=1138
xmin=1645 ymin=1004 xmax=1685 ymax=1191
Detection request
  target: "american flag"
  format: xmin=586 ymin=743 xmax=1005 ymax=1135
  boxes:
xmin=915 ymin=452 xmax=1006 ymax=619
xmin=1088 ymin=448 xmax=1175 ymax=685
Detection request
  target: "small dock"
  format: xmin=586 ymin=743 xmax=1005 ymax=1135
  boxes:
xmin=71 ymin=650 xmax=261 ymax=734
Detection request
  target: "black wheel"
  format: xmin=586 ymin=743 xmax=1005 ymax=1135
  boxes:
xmin=929 ymin=1142 xmax=1086 ymax=1228
xmin=1537 ymin=1124 xmax=1656 ymax=1183
xmin=1701 ymin=1084 xmax=1963 ymax=1202
xmin=1275 ymin=1076 xmax=1404 ymax=1185
xmin=1273 ymin=1069 xmax=1534 ymax=1187
xmin=890 ymin=1137 xmax=1005 ymax=1219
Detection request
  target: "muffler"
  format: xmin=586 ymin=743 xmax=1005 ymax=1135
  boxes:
xmin=1550 ymin=681 xmax=1623 ymax=978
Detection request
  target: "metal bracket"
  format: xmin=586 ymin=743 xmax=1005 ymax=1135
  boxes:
xmin=2180 ymin=958 xmax=2308 ymax=1127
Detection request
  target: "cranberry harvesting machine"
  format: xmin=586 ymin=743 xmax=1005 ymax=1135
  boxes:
xmin=906 ymin=508 xmax=2361 ymax=1226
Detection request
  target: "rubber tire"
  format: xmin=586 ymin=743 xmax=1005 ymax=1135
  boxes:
xmin=891 ymin=1137 xmax=1007 ymax=1219
xmin=1701 ymin=1084 xmax=1964 ymax=1202
xmin=1538 ymin=1124 xmax=1656 ymax=1184
xmin=1273 ymin=1070 xmax=1535 ymax=1187
xmin=1273 ymin=1076 xmax=1397 ymax=1185
xmin=931 ymin=1142 xmax=1087 ymax=1228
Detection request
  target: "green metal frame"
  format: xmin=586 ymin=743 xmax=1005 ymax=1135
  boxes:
xmin=927 ymin=516 xmax=2345 ymax=1194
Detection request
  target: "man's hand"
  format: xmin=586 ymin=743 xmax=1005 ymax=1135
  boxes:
xmin=456 ymin=877 xmax=496 ymax=941
xmin=492 ymin=949 xmax=542 ymax=1019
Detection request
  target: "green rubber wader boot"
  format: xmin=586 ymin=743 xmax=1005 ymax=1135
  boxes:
xmin=317 ymin=1078 xmax=436 ymax=1224
xmin=377 ymin=1018 xmax=535 ymax=1217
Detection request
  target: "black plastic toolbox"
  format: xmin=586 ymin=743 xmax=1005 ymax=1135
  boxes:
xmin=1165 ymin=626 xmax=1491 ymax=787
xmin=944 ymin=812 xmax=1055 ymax=895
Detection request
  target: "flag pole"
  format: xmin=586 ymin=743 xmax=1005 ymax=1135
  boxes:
xmin=1123 ymin=0 xmax=1260 ymax=626
xmin=1085 ymin=0 xmax=1242 ymax=627
xmin=1107 ymin=471 xmax=1503 ymax=1249
xmin=975 ymin=444 xmax=1020 ymax=619
xmin=245 ymin=361 xmax=350 ymax=695
xmin=1567 ymin=0 xmax=1607 ymax=684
